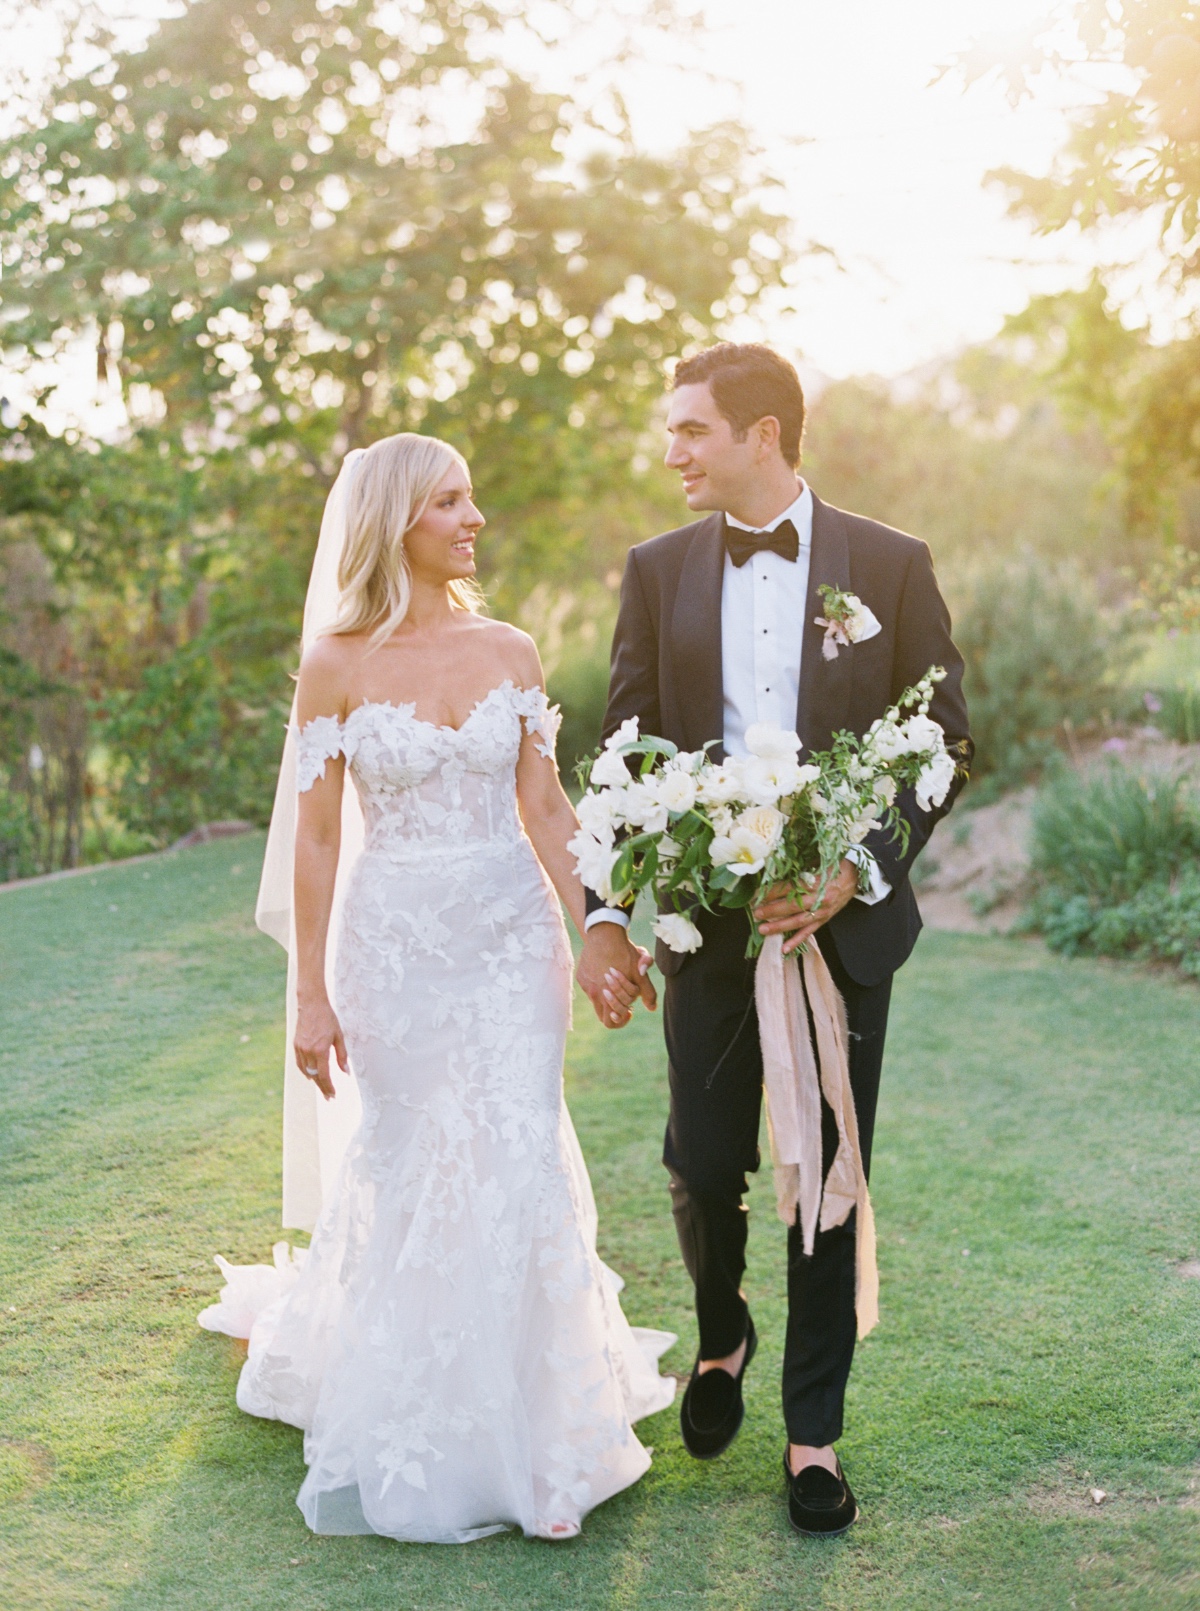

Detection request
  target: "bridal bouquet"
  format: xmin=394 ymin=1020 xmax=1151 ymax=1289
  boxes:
xmin=570 ymin=668 xmax=959 ymax=957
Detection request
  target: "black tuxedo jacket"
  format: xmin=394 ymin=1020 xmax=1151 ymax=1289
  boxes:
xmin=585 ymin=493 xmax=973 ymax=988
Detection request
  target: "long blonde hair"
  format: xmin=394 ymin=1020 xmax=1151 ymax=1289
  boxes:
xmin=328 ymin=432 xmax=485 ymax=644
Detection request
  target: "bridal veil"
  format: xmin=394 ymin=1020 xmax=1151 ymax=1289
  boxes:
xmin=255 ymin=451 xmax=365 ymax=1230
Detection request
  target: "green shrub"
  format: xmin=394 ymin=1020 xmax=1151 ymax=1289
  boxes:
xmin=548 ymin=641 xmax=611 ymax=784
xmin=0 ymin=789 xmax=40 ymax=881
xmin=952 ymin=555 xmax=1127 ymax=795
xmin=1129 ymin=629 xmax=1200 ymax=744
xmin=1027 ymin=763 xmax=1200 ymax=975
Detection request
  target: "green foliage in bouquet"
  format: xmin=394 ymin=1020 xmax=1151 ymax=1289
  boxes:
xmin=571 ymin=670 xmax=961 ymax=956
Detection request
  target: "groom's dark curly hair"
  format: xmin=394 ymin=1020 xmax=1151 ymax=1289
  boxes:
xmin=673 ymin=343 xmax=806 ymax=468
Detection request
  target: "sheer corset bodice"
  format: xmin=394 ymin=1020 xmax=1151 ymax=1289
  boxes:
xmin=295 ymin=680 xmax=562 ymax=864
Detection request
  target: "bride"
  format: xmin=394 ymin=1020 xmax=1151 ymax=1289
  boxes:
xmin=199 ymin=432 xmax=673 ymax=1543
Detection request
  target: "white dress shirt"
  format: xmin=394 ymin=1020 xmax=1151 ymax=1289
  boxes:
xmin=586 ymin=481 xmax=888 ymax=930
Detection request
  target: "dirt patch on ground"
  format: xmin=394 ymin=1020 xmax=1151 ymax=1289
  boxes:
xmin=915 ymin=733 xmax=1200 ymax=935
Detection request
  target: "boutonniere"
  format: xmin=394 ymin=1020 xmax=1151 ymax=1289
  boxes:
xmin=814 ymin=584 xmax=882 ymax=661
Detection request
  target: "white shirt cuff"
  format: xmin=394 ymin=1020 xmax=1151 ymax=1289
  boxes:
xmin=846 ymin=846 xmax=891 ymax=906
xmin=585 ymin=907 xmax=631 ymax=931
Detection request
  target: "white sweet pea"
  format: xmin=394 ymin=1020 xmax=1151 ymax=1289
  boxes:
xmin=576 ymin=789 xmax=619 ymax=839
xmin=604 ymin=716 xmax=640 ymax=751
xmin=568 ymin=828 xmax=620 ymax=902
xmin=744 ymin=723 xmax=801 ymax=761
xmin=590 ymin=747 xmax=632 ymax=788
xmin=655 ymin=769 xmax=698 ymax=815
xmin=915 ymin=749 xmax=956 ymax=811
xmin=667 ymin=749 xmax=705 ymax=774
xmin=872 ymin=775 xmax=897 ymax=807
xmin=653 ymin=912 xmax=704 ymax=953
xmin=615 ymin=781 xmax=668 ymax=834
xmin=657 ymin=834 xmax=682 ymax=863
xmin=901 ymin=713 xmax=943 ymax=755
xmin=866 ymin=720 xmax=906 ymax=763
xmin=696 ymin=763 xmax=748 ymax=807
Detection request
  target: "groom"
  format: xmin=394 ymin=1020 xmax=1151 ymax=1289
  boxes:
xmin=576 ymin=343 xmax=971 ymax=1535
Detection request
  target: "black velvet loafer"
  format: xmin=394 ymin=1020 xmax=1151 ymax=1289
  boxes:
xmin=783 ymin=1449 xmax=858 ymax=1535
xmin=679 ymin=1315 xmax=757 ymax=1460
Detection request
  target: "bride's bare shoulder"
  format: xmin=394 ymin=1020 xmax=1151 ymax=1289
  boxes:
xmin=296 ymin=631 xmax=365 ymax=718
xmin=464 ymin=616 xmax=543 ymax=684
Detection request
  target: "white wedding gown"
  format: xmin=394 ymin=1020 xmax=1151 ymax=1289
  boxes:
xmin=199 ymin=681 xmax=675 ymax=1543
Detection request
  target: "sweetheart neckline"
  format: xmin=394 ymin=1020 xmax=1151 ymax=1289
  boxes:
xmin=341 ymin=679 xmax=539 ymax=737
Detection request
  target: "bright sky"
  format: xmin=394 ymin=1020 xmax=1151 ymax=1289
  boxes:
xmin=614 ymin=0 xmax=1102 ymax=378
xmin=4 ymin=0 xmax=1110 ymax=409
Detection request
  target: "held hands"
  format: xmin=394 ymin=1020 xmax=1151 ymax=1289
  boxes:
xmin=576 ymin=924 xmax=658 ymax=1029
xmin=754 ymin=857 xmax=859 ymax=956
xmin=294 ymin=995 xmax=349 ymax=1100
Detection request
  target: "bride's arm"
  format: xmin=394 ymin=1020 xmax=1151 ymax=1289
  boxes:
xmin=292 ymin=640 xmax=351 ymax=1101
xmin=511 ymin=640 xmax=656 ymax=1027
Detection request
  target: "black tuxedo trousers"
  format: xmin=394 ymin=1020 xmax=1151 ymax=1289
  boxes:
xmin=663 ymin=905 xmax=891 ymax=1447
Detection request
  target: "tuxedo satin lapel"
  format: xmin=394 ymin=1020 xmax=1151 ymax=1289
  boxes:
xmin=797 ymin=495 xmax=852 ymax=757
xmin=670 ymin=513 xmax=727 ymax=758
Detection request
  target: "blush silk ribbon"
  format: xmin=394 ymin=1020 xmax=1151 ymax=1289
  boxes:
xmin=755 ymin=932 xmax=880 ymax=1340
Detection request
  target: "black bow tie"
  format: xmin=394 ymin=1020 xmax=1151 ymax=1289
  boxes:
xmin=724 ymin=518 xmax=799 ymax=568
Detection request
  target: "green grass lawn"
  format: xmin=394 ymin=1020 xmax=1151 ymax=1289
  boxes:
xmin=2 ymin=836 xmax=1200 ymax=1609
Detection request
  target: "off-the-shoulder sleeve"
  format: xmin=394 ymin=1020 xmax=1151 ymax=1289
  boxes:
xmin=296 ymin=714 xmax=347 ymax=792
xmin=512 ymin=686 xmax=562 ymax=761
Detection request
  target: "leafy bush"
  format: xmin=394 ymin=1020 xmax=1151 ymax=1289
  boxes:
xmin=953 ymin=555 xmax=1127 ymax=795
xmin=548 ymin=641 xmax=612 ymax=785
xmin=101 ymin=646 xmax=287 ymax=844
xmin=1128 ymin=629 xmax=1200 ymax=744
xmin=1026 ymin=763 xmax=1200 ymax=975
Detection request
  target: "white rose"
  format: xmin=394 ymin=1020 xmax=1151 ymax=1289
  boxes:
xmin=740 ymin=804 xmax=786 ymax=848
xmin=915 ymin=750 xmax=956 ymax=811
xmin=696 ymin=763 xmax=747 ymax=807
xmin=576 ymin=789 xmax=618 ymax=839
xmin=590 ymin=748 xmax=631 ymax=788
xmin=568 ymin=828 xmax=619 ymax=901
xmin=655 ymin=769 xmax=698 ymax=815
xmin=744 ymin=723 xmax=801 ymax=761
xmin=653 ymin=912 xmax=704 ymax=953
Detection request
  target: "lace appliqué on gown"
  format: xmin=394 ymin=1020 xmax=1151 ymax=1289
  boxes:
xmin=200 ymin=682 xmax=675 ymax=1544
